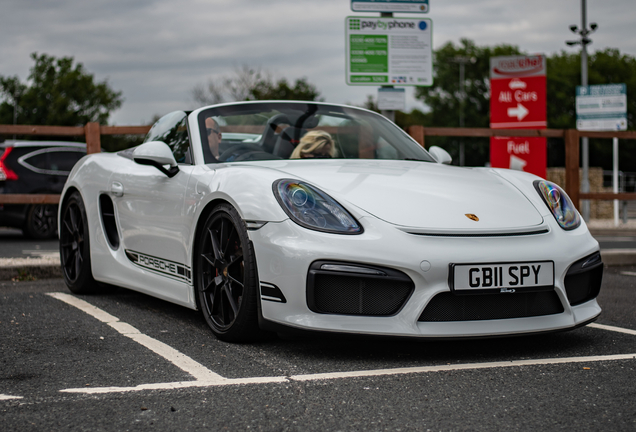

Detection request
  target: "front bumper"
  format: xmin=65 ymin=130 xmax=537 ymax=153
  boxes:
xmin=249 ymin=216 xmax=602 ymax=338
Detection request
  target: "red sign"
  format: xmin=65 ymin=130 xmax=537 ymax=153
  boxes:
xmin=490 ymin=55 xmax=547 ymax=178
xmin=490 ymin=76 xmax=547 ymax=129
xmin=490 ymin=136 xmax=547 ymax=179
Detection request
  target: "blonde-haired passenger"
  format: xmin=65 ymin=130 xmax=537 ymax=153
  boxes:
xmin=289 ymin=130 xmax=336 ymax=159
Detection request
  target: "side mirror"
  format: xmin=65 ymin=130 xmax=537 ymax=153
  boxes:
xmin=133 ymin=141 xmax=179 ymax=178
xmin=428 ymin=146 xmax=452 ymax=165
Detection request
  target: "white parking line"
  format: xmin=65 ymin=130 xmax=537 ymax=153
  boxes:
xmin=47 ymin=292 xmax=224 ymax=382
xmin=0 ymin=394 xmax=23 ymax=400
xmin=61 ymin=376 xmax=289 ymax=394
xmin=620 ymin=271 xmax=636 ymax=277
xmin=60 ymin=352 xmax=636 ymax=394
xmin=589 ymin=322 xmax=636 ymax=336
xmin=290 ymin=353 xmax=636 ymax=382
xmin=48 ymin=292 xmax=636 ymax=395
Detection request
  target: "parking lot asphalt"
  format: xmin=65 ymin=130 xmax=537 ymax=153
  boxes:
xmin=1 ymin=266 xmax=635 ymax=430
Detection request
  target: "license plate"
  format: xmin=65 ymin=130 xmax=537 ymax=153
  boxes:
xmin=451 ymin=261 xmax=554 ymax=293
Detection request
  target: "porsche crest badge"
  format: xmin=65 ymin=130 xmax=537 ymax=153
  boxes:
xmin=465 ymin=214 xmax=479 ymax=222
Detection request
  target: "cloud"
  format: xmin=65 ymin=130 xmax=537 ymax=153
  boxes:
xmin=0 ymin=0 xmax=633 ymax=125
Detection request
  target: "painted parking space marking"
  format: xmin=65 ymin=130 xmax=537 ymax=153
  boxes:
xmin=47 ymin=292 xmax=224 ymax=382
xmin=0 ymin=394 xmax=24 ymax=400
xmin=60 ymin=353 xmax=636 ymax=394
xmin=48 ymin=292 xmax=636 ymax=395
xmin=289 ymin=353 xmax=636 ymax=382
xmin=620 ymin=271 xmax=636 ymax=277
xmin=589 ymin=322 xmax=636 ymax=336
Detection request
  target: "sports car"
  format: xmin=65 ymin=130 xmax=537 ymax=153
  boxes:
xmin=59 ymin=101 xmax=603 ymax=342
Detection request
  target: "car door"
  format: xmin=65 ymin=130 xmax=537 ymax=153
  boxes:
xmin=111 ymin=111 xmax=195 ymax=281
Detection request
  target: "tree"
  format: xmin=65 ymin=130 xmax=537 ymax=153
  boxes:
xmin=250 ymin=77 xmax=321 ymax=101
xmin=192 ymin=65 xmax=322 ymax=105
xmin=0 ymin=53 xmax=123 ymax=127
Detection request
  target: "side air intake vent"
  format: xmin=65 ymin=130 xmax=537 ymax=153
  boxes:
xmin=307 ymin=261 xmax=414 ymax=316
xmin=99 ymin=194 xmax=120 ymax=250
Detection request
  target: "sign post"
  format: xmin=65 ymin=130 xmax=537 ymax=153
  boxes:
xmin=576 ymin=83 xmax=628 ymax=226
xmin=351 ymin=0 xmax=429 ymax=13
xmin=489 ymin=55 xmax=547 ymax=178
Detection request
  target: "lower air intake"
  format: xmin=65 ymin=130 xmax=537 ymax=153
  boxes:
xmin=307 ymin=261 xmax=414 ymax=316
xmin=419 ymin=291 xmax=564 ymax=322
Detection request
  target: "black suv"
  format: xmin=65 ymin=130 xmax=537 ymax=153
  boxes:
xmin=0 ymin=141 xmax=86 ymax=238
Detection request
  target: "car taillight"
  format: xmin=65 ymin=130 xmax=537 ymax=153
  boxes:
xmin=0 ymin=147 xmax=19 ymax=181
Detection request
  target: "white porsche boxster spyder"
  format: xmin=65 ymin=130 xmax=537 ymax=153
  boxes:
xmin=59 ymin=101 xmax=603 ymax=341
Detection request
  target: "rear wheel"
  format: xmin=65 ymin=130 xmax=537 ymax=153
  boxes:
xmin=196 ymin=203 xmax=260 ymax=342
xmin=24 ymin=204 xmax=58 ymax=239
xmin=59 ymin=191 xmax=96 ymax=293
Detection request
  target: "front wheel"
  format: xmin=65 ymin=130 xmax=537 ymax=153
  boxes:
xmin=196 ymin=203 xmax=260 ymax=342
xmin=59 ymin=191 xmax=96 ymax=293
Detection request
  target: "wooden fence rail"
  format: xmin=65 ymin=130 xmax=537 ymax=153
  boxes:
xmin=1 ymin=122 xmax=635 ymax=211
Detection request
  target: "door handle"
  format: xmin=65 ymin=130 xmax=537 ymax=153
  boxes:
xmin=111 ymin=182 xmax=124 ymax=197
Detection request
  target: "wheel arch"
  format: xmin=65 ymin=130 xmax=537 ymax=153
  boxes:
xmin=58 ymin=186 xmax=81 ymax=236
xmin=190 ymin=198 xmax=263 ymax=326
xmin=191 ymin=198 xmax=232 ymax=310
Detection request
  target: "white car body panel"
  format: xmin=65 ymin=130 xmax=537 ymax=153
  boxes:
xmin=59 ymin=101 xmax=602 ymax=339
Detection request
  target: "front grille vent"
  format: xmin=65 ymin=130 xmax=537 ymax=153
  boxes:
xmin=419 ymin=291 xmax=564 ymax=322
xmin=564 ymin=252 xmax=603 ymax=306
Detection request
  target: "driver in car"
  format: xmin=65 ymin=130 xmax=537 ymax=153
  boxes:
xmin=205 ymin=117 xmax=222 ymax=158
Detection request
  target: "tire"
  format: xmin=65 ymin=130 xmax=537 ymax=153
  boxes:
xmin=196 ymin=203 xmax=260 ymax=342
xmin=24 ymin=204 xmax=58 ymax=239
xmin=59 ymin=191 xmax=96 ymax=294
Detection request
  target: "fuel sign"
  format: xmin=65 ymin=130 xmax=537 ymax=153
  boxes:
xmin=490 ymin=55 xmax=547 ymax=178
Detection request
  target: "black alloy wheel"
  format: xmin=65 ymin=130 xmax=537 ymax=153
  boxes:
xmin=196 ymin=203 xmax=259 ymax=342
xmin=24 ymin=204 xmax=58 ymax=239
xmin=59 ymin=191 xmax=96 ymax=293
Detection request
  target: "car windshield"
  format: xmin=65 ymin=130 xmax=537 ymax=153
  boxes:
xmin=196 ymin=102 xmax=435 ymax=164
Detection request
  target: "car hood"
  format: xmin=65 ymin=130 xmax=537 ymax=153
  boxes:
xmin=267 ymin=159 xmax=545 ymax=233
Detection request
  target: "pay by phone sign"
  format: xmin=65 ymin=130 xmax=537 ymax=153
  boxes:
xmin=346 ymin=17 xmax=432 ymax=86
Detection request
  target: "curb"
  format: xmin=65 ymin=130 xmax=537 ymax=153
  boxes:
xmin=600 ymin=249 xmax=636 ymax=267
xmin=0 ymin=264 xmax=62 ymax=281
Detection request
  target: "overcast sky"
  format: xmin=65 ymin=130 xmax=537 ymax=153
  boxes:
xmin=1 ymin=0 xmax=633 ymax=125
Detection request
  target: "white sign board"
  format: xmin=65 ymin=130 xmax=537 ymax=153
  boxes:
xmin=576 ymin=84 xmax=627 ymax=131
xmin=377 ymin=87 xmax=406 ymax=110
xmin=345 ymin=17 xmax=433 ymax=86
xmin=351 ymin=0 xmax=429 ymax=13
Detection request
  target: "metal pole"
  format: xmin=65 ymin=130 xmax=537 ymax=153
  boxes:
xmin=613 ymin=137 xmax=619 ymax=226
xmin=379 ymin=12 xmax=395 ymax=123
xmin=459 ymin=61 xmax=465 ymax=166
xmin=580 ymin=0 xmax=591 ymax=221
xmin=13 ymin=95 xmax=17 ymax=140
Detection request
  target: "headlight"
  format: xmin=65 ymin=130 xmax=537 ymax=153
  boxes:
xmin=534 ymin=180 xmax=581 ymax=230
xmin=273 ymin=179 xmax=363 ymax=234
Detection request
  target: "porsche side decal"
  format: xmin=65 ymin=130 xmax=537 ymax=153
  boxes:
xmin=125 ymin=250 xmax=192 ymax=284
